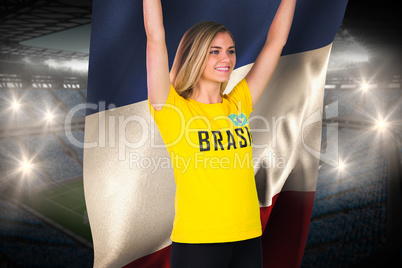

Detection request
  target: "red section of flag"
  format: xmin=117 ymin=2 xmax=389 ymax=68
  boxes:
xmin=260 ymin=193 xmax=280 ymax=232
xmin=124 ymin=191 xmax=314 ymax=267
xmin=261 ymin=191 xmax=316 ymax=268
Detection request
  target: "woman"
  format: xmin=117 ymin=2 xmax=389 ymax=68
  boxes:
xmin=144 ymin=0 xmax=295 ymax=267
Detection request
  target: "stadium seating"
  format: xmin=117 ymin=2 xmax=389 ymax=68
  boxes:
xmin=0 ymin=198 xmax=93 ymax=267
xmin=0 ymin=139 xmax=21 ymax=171
xmin=301 ymin=128 xmax=388 ymax=267
xmin=81 ymin=89 xmax=87 ymax=99
xmin=53 ymin=89 xmax=86 ymax=117
xmin=325 ymin=88 xmax=360 ymax=117
xmin=24 ymin=134 xmax=82 ymax=182
xmin=17 ymin=89 xmax=66 ymax=120
xmin=58 ymin=130 xmax=85 ymax=163
xmin=350 ymin=88 xmax=401 ymax=120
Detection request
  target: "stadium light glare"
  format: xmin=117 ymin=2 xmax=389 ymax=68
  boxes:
xmin=11 ymin=100 xmax=21 ymax=111
xmin=45 ymin=111 xmax=55 ymax=122
xmin=375 ymin=118 xmax=388 ymax=132
xmin=19 ymin=159 xmax=33 ymax=175
xmin=337 ymin=161 xmax=346 ymax=172
xmin=44 ymin=59 xmax=59 ymax=68
xmin=360 ymin=83 xmax=369 ymax=92
xmin=68 ymin=59 xmax=88 ymax=72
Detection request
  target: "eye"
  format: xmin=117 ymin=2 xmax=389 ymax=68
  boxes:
xmin=210 ymin=50 xmax=219 ymax=54
xmin=228 ymin=50 xmax=235 ymax=54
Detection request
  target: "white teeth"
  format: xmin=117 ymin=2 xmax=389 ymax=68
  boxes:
xmin=216 ymin=67 xmax=229 ymax=71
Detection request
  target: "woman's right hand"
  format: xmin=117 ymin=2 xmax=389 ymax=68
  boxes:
xmin=143 ymin=0 xmax=171 ymax=111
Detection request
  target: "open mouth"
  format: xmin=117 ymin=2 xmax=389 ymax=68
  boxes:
xmin=215 ymin=67 xmax=230 ymax=72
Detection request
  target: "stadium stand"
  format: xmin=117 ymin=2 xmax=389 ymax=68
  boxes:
xmin=0 ymin=196 xmax=93 ymax=267
xmin=325 ymin=88 xmax=360 ymax=117
xmin=57 ymin=130 xmax=85 ymax=164
xmin=0 ymin=139 xmax=21 ymax=172
xmin=17 ymin=89 xmax=66 ymax=121
xmin=53 ymin=89 xmax=86 ymax=118
xmin=302 ymin=129 xmax=388 ymax=267
xmin=81 ymin=89 xmax=87 ymax=99
xmin=301 ymin=113 xmax=402 ymax=267
xmin=23 ymin=134 xmax=83 ymax=182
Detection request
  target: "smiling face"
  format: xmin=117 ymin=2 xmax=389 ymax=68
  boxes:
xmin=200 ymin=31 xmax=236 ymax=84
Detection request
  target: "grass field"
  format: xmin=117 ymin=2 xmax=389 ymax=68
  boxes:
xmin=22 ymin=179 xmax=92 ymax=243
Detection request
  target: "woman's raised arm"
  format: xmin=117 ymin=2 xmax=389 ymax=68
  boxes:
xmin=143 ymin=0 xmax=171 ymax=111
xmin=245 ymin=0 xmax=296 ymax=109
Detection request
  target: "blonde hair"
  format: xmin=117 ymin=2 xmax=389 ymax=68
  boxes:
xmin=170 ymin=21 xmax=235 ymax=99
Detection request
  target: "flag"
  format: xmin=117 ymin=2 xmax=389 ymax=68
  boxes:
xmin=84 ymin=0 xmax=349 ymax=267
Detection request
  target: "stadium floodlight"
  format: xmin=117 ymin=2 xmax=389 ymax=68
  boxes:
xmin=11 ymin=100 xmax=21 ymax=111
xmin=45 ymin=111 xmax=55 ymax=122
xmin=19 ymin=159 xmax=33 ymax=175
xmin=360 ymin=83 xmax=369 ymax=92
xmin=44 ymin=59 xmax=58 ymax=68
xmin=68 ymin=59 xmax=88 ymax=72
xmin=375 ymin=118 xmax=388 ymax=132
xmin=337 ymin=161 xmax=345 ymax=172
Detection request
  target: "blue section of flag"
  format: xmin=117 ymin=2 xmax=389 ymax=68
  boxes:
xmin=87 ymin=0 xmax=348 ymax=116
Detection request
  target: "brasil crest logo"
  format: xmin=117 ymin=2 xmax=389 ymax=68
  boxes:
xmin=228 ymin=113 xmax=248 ymax=127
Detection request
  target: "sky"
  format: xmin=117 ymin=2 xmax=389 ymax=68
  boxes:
xmin=21 ymin=24 xmax=91 ymax=54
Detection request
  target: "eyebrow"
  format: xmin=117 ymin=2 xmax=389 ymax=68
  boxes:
xmin=210 ymin=46 xmax=235 ymax=49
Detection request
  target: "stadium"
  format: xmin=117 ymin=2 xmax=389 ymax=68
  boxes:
xmin=0 ymin=1 xmax=401 ymax=267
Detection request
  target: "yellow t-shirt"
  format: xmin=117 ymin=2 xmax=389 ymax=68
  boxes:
xmin=148 ymin=78 xmax=262 ymax=243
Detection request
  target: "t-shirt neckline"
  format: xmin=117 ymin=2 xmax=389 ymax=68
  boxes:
xmin=188 ymin=96 xmax=225 ymax=105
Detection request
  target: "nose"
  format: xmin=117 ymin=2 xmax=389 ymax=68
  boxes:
xmin=219 ymin=53 xmax=230 ymax=63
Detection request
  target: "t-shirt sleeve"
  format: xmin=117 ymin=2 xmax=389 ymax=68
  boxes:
xmin=148 ymin=84 xmax=186 ymax=127
xmin=227 ymin=78 xmax=255 ymax=117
